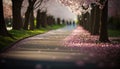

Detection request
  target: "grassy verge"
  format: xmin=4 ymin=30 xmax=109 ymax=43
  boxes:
xmin=0 ymin=24 xmax=65 ymax=51
xmin=108 ymin=29 xmax=120 ymax=37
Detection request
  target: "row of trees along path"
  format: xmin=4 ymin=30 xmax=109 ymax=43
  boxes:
xmin=60 ymin=0 xmax=112 ymax=42
xmin=0 ymin=0 xmax=118 ymax=43
xmin=78 ymin=0 xmax=109 ymax=42
xmin=0 ymin=0 xmax=66 ymax=39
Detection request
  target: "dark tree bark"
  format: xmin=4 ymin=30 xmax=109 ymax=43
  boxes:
xmin=85 ymin=12 xmax=90 ymax=30
xmin=81 ymin=4 xmax=89 ymax=30
xmin=83 ymin=12 xmax=88 ymax=30
xmin=51 ymin=16 xmax=54 ymax=25
xmin=12 ymin=0 xmax=23 ymax=30
xmin=57 ymin=18 xmax=61 ymax=25
xmin=70 ymin=21 xmax=72 ymax=25
xmin=73 ymin=21 xmax=76 ymax=26
xmin=80 ymin=13 xmax=84 ymax=26
xmin=47 ymin=16 xmax=50 ymax=26
xmin=53 ymin=18 xmax=56 ymax=25
xmin=41 ymin=12 xmax=47 ymax=28
xmin=88 ymin=12 xmax=91 ymax=32
xmin=66 ymin=20 xmax=69 ymax=25
xmin=36 ymin=9 xmax=41 ymax=29
xmin=99 ymin=0 xmax=110 ymax=42
xmin=23 ymin=0 xmax=36 ymax=30
xmin=43 ymin=12 xmax=47 ymax=27
xmin=62 ymin=19 xmax=65 ymax=24
xmin=0 ymin=0 xmax=13 ymax=38
xmin=92 ymin=5 xmax=101 ymax=35
xmin=29 ymin=10 xmax=35 ymax=30
xmin=90 ymin=3 xmax=96 ymax=35
xmin=47 ymin=16 xmax=53 ymax=26
xmin=23 ymin=3 xmax=31 ymax=30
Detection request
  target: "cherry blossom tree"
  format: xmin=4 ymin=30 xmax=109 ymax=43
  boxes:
xmin=60 ymin=0 xmax=110 ymax=42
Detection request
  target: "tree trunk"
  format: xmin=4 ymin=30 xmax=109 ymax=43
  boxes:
xmin=47 ymin=16 xmax=51 ymax=26
xmin=50 ymin=16 xmax=54 ymax=26
xmin=29 ymin=10 xmax=35 ymax=30
xmin=36 ymin=9 xmax=41 ymax=29
xmin=53 ymin=18 xmax=56 ymax=25
xmin=88 ymin=12 xmax=91 ymax=32
xmin=12 ymin=0 xmax=23 ymax=30
xmin=62 ymin=19 xmax=65 ymax=24
xmin=43 ymin=12 xmax=47 ymax=27
xmin=93 ymin=5 xmax=100 ymax=35
xmin=0 ymin=0 xmax=13 ymax=38
xmin=83 ymin=12 xmax=89 ymax=30
xmin=57 ymin=18 xmax=61 ymax=25
xmin=23 ymin=6 xmax=31 ymax=30
xmin=90 ymin=3 xmax=96 ymax=35
xmin=85 ymin=12 xmax=89 ymax=30
xmin=23 ymin=0 xmax=36 ymax=30
xmin=99 ymin=0 xmax=109 ymax=42
xmin=41 ymin=12 xmax=47 ymax=28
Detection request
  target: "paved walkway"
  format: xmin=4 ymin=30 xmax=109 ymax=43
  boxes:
xmin=0 ymin=24 xmax=120 ymax=69
xmin=1 ymin=25 xmax=78 ymax=61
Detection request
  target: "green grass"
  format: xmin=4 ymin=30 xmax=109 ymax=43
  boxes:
xmin=0 ymin=36 xmax=14 ymax=50
xmin=0 ymin=24 xmax=65 ymax=51
xmin=108 ymin=29 xmax=120 ymax=37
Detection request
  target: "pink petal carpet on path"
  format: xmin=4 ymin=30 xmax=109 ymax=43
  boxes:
xmin=62 ymin=26 xmax=120 ymax=66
